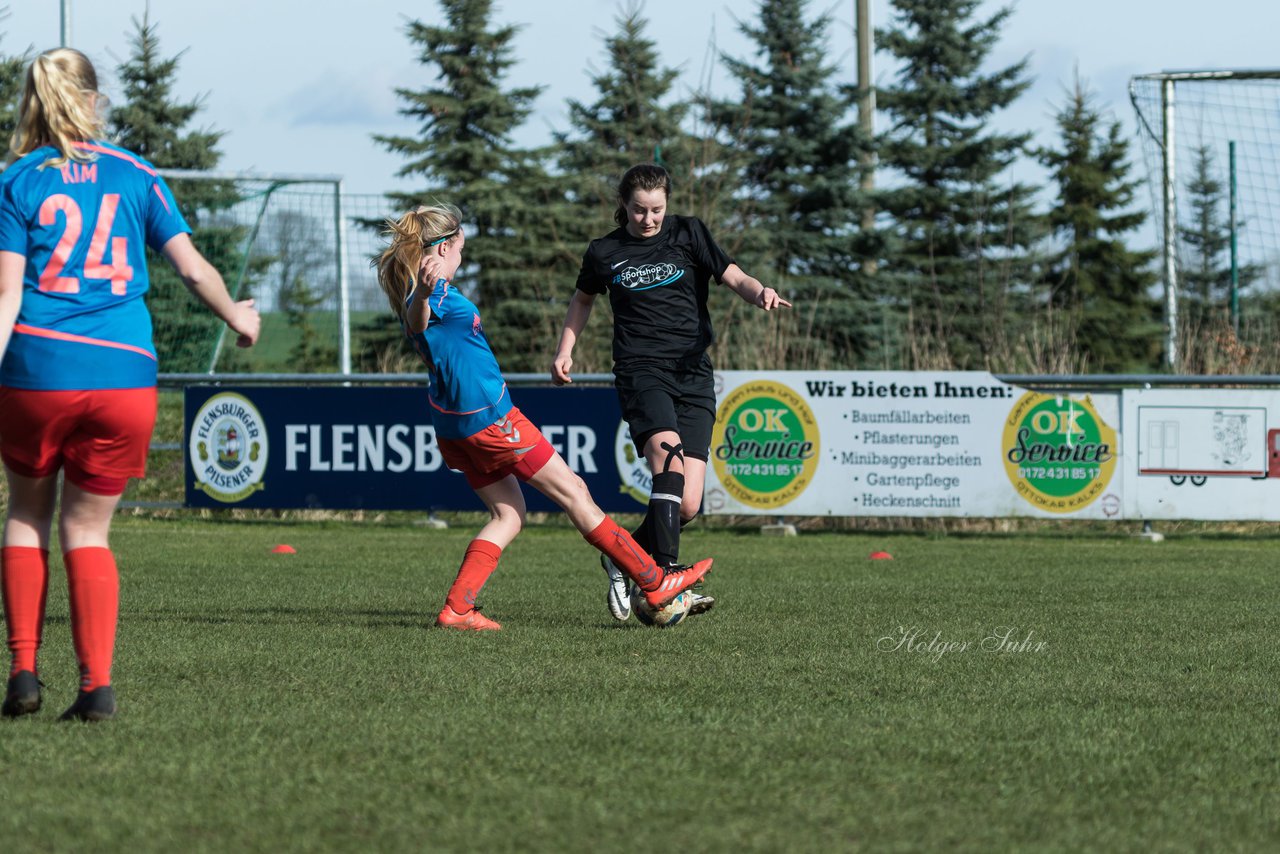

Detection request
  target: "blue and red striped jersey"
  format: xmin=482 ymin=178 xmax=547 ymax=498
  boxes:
xmin=0 ymin=140 xmax=190 ymax=390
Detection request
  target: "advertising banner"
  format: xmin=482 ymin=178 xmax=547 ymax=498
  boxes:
xmin=183 ymin=385 xmax=648 ymax=513
xmin=186 ymin=375 xmax=1280 ymax=521
xmin=1124 ymin=387 xmax=1280 ymax=520
xmin=704 ymin=371 xmax=1123 ymax=519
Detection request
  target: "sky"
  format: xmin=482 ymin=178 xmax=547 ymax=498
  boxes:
xmin=4 ymin=0 xmax=1279 ymax=206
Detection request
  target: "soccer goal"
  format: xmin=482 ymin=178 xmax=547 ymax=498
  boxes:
xmin=1129 ymin=70 xmax=1280 ymax=367
xmin=151 ymin=170 xmax=398 ymax=376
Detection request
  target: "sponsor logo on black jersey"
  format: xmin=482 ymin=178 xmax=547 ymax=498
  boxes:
xmin=613 ymin=262 xmax=683 ymax=291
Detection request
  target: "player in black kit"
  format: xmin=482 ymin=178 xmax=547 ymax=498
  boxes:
xmin=551 ymin=163 xmax=791 ymax=621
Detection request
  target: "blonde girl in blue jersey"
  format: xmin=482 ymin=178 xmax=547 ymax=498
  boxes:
xmin=0 ymin=48 xmax=260 ymax=721
xmin=374 ymin=205 xmax=711 ymax=631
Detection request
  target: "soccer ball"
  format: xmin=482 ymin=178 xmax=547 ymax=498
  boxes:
xmin=630 ymin=588 xmax=693 ymax=628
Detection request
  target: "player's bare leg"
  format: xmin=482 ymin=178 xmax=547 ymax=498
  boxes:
xmin=526 ymin=451 xmax=631 ymax=619
xmin=527 ymin=452 xmax=712 ymax=610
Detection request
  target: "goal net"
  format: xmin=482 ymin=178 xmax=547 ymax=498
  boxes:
xmin=1129 ymin=71 xmax=1280 ymax=368
xmin=152 ymin=171 xmax=399 ymax=375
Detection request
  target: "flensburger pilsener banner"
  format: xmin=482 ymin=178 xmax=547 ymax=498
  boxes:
xmin=183 ymin=385 xmax=636 ymax=512
xmin=704 ymin=371 xmax=1123 ymax=519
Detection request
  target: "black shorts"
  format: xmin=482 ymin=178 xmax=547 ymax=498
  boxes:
xmin=613 ymin=354 xmax=716 ymax=461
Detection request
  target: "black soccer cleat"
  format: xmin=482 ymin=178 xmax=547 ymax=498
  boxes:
xmin=2 ymin=670 xmax=43 ymax=718
xmin=58 ymin=685 xmax=117 ymax=723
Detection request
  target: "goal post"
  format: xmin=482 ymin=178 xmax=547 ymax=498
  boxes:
xmin=152 ymin=170 xmax=399 ymax=376
xmin=1129 ymin=70 xmax=1280 ymax=369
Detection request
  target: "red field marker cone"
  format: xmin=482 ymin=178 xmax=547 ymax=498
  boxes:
xmin=869 ymin=551 xmax=893 ymax=560
xmin=271 ymin=544 xmax=297 ymax=554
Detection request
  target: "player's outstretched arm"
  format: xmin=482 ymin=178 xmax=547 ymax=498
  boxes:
xmin=721 ymin=263 xmax=792 ymax=311
xmin=0 ymin=250 xmax=25 ymax=364
xmin=160 ymin=233 xmax=260 ymax=348
xmin=551 ymin=290 xmax=596 ymax=386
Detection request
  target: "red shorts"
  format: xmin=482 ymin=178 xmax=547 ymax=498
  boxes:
xmin=0 ymin=386 xmax=158 ymax=495
xmin=437 ymin=406 xmax=555 ymax=489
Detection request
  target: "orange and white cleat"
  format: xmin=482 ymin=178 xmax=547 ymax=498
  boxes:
xmin=436 ymin=605 xmax=502 ymax=631
xmin=641 ymin=558 xmax=714 ymax=609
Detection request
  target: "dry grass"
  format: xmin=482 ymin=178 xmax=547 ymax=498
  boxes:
xmin=1177 ymin=311 xmax=1280 ymax=375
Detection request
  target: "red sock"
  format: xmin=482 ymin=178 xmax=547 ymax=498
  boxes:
xmin=64 ymin=547 xmax=118 ymax=691
xmin=3 ymin=546 xmax=50 ymax=676
xmin=444 ymin=539 xmax=502 ymax=614
xmin=585 ymin=517 xmax=661 ymax=591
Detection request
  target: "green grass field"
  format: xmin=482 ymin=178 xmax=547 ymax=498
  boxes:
xmin=2 ymin=518 xmax=1278 ymax=852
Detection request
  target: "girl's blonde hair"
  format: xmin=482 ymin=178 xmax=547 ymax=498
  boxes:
xmin=9 ymin=48 xmax=107 ymax=169
xmin=373 ymin=204 xmax=463 ymax=321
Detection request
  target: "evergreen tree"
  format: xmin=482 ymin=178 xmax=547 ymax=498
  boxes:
xmin=1179 ymin=143 xmax=1261 ymax=330
xmin=0 ymin=17 xmax=28 ymax=144
xmin=283 ymin=274 xmax=338 ymax=372
xmin=269 ymin=210 xmax=337 ymax=372
xmin=373 ymin=0 xmax=550 ymax=370
xmin=557 ymin=3 xmax=694 ymax=225
xmin=552 ymin=2 xmax=701 ymax=373
xmin=1039 ymin=76 xmax=1160 ymax=371
xmin=876 ymin=0 xmax=1044 ymax=369
xmin=110 ymin=13 xmax=247 ymax=372
xmin=707 ymin=0 xmax=875 ymax=368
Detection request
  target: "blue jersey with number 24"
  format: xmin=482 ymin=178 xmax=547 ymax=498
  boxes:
xmin=0 ymin=140 xmax=190 ymax=390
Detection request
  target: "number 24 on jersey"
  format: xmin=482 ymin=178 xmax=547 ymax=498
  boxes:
xmin=38 ymin=192 xmax=134 ymax=295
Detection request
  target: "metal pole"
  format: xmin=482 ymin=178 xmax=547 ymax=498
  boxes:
xmin=856 ymin=0 xmax=876 ymax=273
xmin=335 ymin=180 xmax=352 ymax=375
xmin=208 ymin=181 xmax=283 ymax=373
xmin=60 ymin=0 xmax=71 ymax=46
xmin=1229 ymin=140 xmax=1239 ymax=335
xmin=1161 ymin=78 xmax=1178 ymax=370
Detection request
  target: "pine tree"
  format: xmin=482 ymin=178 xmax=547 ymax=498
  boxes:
xmin=283 ymin=274 xmax=338 ymax=372
xmin=876 ymin=0 xmax=1044 ymax=369
xmin=557 ymin=3 xmax=694 ymax=224
xmin=1039 ymin=76 xmax=1160 ymax=371
xmin=373 ymin=0 xmax=549 ymax=370
xmin=109 ymin=13 xmax=247 ymax=372
xmin=0 ymin=18 xmax=27 ymax=144
xmin=706 ymin=0 xmax=875 ymax=368
xmin=1179 ymin=143 xmax=1261 ymax=331
xmin=552 ymin=2 xmax=701 ymax=373
xmin=269 ymin=210 xmax=337 ymax=372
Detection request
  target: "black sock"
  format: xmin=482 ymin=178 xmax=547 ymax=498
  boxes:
xmin=631 ymin=516 xmax=654 ymax=556
xmin=647 ymin=471 xmax=684 ymax=567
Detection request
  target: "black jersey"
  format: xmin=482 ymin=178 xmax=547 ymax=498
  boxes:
xmin=575 ymin=214 xmax=735 ymax=363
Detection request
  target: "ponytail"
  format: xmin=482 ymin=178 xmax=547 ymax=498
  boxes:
xmin=373 ymin=204 xmax=463 ymax=321
xmin=9 ymin=48 xmax=106 ymax=169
